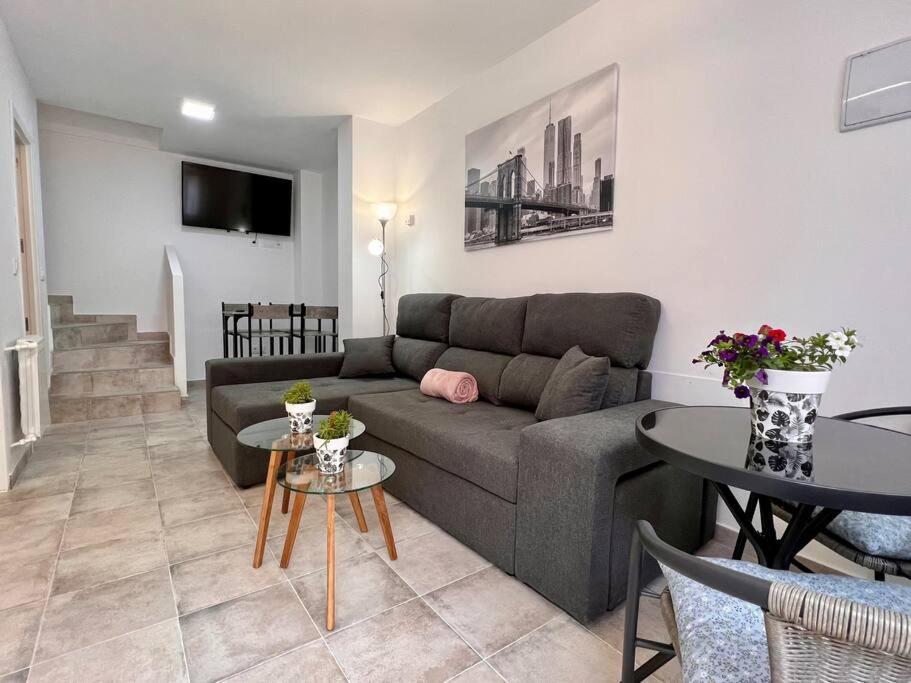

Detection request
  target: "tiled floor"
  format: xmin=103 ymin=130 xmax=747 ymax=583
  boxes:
xmin=0 ymin=384 xmax=733 ymax=682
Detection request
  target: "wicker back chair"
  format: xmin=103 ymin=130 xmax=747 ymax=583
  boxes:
xmin=622 ymin=520 xmax=911 ymax=682
xmin=771 ymin=406 xmax=911 ymax=582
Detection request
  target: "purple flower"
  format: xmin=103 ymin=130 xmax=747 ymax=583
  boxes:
xmin=710 ymin=332 xmax=731 ymax=346
xmin=755 ymin=369 xmax=768 ymax=385
xmin=756 ymin=346 xmax=769 ymax=358
xmin=744 ymin=334 xmax=759 ymax=348
xmin=734 ymin=385 xmax=751 ymax=399
xmin=718 ymin=349 xmax=738 ymax=362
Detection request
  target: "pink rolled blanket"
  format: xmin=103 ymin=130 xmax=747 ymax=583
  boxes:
xmin=420 ymin=369 xmax=479 ymax=404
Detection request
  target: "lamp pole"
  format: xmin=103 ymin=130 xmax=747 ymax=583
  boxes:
xmin=378 ymin=217 xmax=389 ymax=335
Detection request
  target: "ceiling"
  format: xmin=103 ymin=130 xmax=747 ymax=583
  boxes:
xmin=0 ymin=0 xmax=598 ymax=172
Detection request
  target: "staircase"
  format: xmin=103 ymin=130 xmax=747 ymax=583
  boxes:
xmin=48 ymin=295 xmax=182 ymax=423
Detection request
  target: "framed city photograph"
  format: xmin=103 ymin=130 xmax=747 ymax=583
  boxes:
xmin=464 ymin=63 xmax=618 ymax=250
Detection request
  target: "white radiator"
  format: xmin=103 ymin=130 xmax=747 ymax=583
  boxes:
xmin=4 ymin=335 xmax=46 ymax=446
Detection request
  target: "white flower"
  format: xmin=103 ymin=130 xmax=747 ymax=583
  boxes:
xmin=826 ymin=331 xmax=848 ymax=349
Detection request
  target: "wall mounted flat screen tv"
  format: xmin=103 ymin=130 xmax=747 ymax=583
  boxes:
xmin=181 ymin=161 xmax=292 ymax=236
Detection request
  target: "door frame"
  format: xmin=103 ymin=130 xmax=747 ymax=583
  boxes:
xmin=12 ymin=108 xmax=40 ymax=337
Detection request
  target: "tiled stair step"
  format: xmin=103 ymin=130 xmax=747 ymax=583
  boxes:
xmin=50 ymin=386 xmax=181 ymax=423
xmin=52 ymin=320 xmax=137 ymax=349
xmin=51 ymin=362 xmax=174 ymax=396
xmin=53 ymin=339 xmax=172 ymax=372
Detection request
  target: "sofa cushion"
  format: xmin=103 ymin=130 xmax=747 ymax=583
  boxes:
xmin=392 ymin=337 xmax=449 ymax=382
xmin=662 ymin=557 xmax=911 ymax=683
xmin=395 ymin=293 xmax=462 ymax=343
xmin=602 ymin=366 xmax=639 ymax=409
xmin=348 ymin=389 xmax=537 ymax=502
xmin=435 ymin=347 xmax=511 ymax=405
xmin=522 ymin=293 xmax=661 ymax=369
xmin=498 ymin=354 xmax=558 ymax=410
xmin=211 ymin=376 xmax=419 ymax=433
xmin=536 ymin=346 xmax=612 ymax=421
xmin=338 ymin=335 xmax=395 ymax=378
xmin=449 ymin=296 xmax=527 ymax=356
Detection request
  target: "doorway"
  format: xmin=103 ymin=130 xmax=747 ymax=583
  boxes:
xmin=15 ymin=125 xmax=38 ymax=335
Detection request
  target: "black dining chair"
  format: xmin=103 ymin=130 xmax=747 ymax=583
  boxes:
xmin=292 ymin=305 xmax=338 ymax=354
xmin=245 ymin=304 xmax=294 ymax=356
xmin=773 ymin=406 xmax=911 ymax=582
xmin=221 ymin=302 xmax=250 ymax=358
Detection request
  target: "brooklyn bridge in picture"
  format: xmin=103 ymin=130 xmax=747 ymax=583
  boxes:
xmin=464 ymin=63 xmax=618 ymax=250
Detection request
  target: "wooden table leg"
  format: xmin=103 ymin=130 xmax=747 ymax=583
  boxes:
xmin=327 ymin=495 xmax=336 ymax=631
xmin=281 ymin=452 xmax=292 ymax=514
xmin=348 ymin=492 xmax=368 ymax=532
xmin=371 ymin=485 xmax=397 ymax=561
xmin=280 ymin=491 xmax=307 ymax=568
xmin=253 ymin=449 xmax=282 ymax=568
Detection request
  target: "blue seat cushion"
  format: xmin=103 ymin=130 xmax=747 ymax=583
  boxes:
xmin=827 ymin=511 xmax=911 ymax=559
xmin=661 ymin=558 xmax=911 ymax=682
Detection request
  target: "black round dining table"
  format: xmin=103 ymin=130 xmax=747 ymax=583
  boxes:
xmin=636 ymin=406 xmax=911 ymax=569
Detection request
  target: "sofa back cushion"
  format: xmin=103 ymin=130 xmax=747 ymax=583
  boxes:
xmin=602 ymin=366 xmax=639 ymax=408
xmin=498 ymin=353 xmax=559 ymax=410
xmin=535 ymin=346 xmax=612 ymax=421
xmin=435 ymin=347 xmax=511 ymax=405
xmin=522 ymin=292 xmax=660 ymax=369
xmin=393 ymin=337 xmax=449 ymax=382
xmin=449 ymin=296 xmax=527 ymax=356
xmin=396 ymin=293 xmax=462 ymax=342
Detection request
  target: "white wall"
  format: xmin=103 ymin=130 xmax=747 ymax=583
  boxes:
xmin=0 ymin=16 xmax=48 ymax=488
xmin=39 ymin=112 xmax=306 ymax=380
xmin=393 ymin=0 xmax=911 ymax=575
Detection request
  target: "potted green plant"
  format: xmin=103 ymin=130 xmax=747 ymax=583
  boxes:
xmin=282 ymin=381 xmax=316 ymax=434
xmin=694 ymin=325 xmax=858 ymax=442
xmin=313 ymin=410 xmax=354 ymax=473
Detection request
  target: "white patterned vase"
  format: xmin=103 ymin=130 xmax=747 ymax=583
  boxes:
xmin=746 ymin=433 xmax=814 ymax=482
xmin=313 ymin=435 xmax=349 ymax=474
xmin=285 ymin=400 xmax=316 ymax=434
xmin=747 ymin=370 xmax=830 ymax=443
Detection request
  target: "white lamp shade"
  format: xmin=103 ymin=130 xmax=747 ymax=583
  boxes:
xmin=367 ymin=239 xmax=385 ymax=256
xmin=371 ymin=202 xmax=397 ymax=222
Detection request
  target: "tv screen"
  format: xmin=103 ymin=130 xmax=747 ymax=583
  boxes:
xmin=181 ymin=161 xmax=292 ymax=236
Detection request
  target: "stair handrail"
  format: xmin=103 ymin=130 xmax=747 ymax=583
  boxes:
xmin=164 ymin=245 xmax=188 ymax=398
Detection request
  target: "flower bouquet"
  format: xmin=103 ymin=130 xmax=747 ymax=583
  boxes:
xmin=694 ymin=325 xmax=858 ymax=442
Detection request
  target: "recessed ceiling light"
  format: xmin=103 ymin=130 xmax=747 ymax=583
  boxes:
xmin=181 ymin=98 xmax=215 ymax=121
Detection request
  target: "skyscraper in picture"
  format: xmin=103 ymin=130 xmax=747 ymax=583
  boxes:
xmin=556 ymin=115 xmax=572 ymax=186
xmin=466 ymin=168 xmax=481 ymax=235
xmin=590 ymin=157 xmax=601 ymax=209
xmin=572 ymin=132 xmax=583 ymax=204
xmin=543 ymin=102 xmax=555 ymax=188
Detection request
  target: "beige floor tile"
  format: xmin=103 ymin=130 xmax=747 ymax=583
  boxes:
xmin=158 ymin=486 xmax=241 ymax=527
xmin=53 ymin=530 xmax=167 ymax=595
xmin=76 ymin=461 xmax=151 ymax=489
xmin=488 ymin=614 xmax=623 ymax=681
xmin=151 ymin=453 xmax=223 ymax=480
xmin=424 ymin=565 xmax=559 ymax=657
xmin=35 ymin=567 xmax=176 ymax=663
xmin=80 ymin=447 xmax=149 ymax=471
xmin=268 ymin=519 xmax=372 ymax=579
xmin=154 ymin=469 xmax=230 ymax=501
xmin=89 ymin=415 xmax=144 ymax=430
xmin=327 ymin=599 xmax=479 ymax=682
xmin=227 ymin=640 xmax=345 ymax=682
xmin=0 ymin=557 xmax=54 ymax=610
xmin=248 ymin=494 xmax=328 ymax=539
xmin=146 ymin=425 xmax=201 ymax=447
xmin=69 ymin=479 xmax=156 ymax=517
xmin=85 ymin=431 xmax=146 ymax=454
xmin=163 ymin=511 xmax=256 ymax=563
xmin=381 ymin=529 xmax=490 ymax=595
xmin=170 ymin=545 xmax=285 ymax=614
xmin=22 ymin=453 xmax=83 ymax=473
xmin=338 ymin=497 xmax=438 ymax=549
xmin=293 ymin=552 xmax=416 ymax=635
xmin=0 ymin=668 xmax=28 ymax=682
xmin=448 ymin=662 xmax=504 ymax=682
xmin=0 ymin=492 xmax=72 ymax=533
xmin=148 ymin=438 xmax=213 ymax=465
xmin=44 ymin=422 xmax=90 ymax=436
xmin=180 ymin=582 xmax=318 ymax=682
xmin=0 ymin=601 xmax=43 ymax=676
xmin=1 ymin=472 xmax=76 ymax=503
xmin=0 ymin=520 xmax=65 ymax=564
xmin=28 ymin=619 xmax=187 ymax=682
xmin=62 ymin=500 xmax=161 ymax=551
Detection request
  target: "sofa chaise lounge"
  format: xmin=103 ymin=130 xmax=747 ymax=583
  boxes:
xmin=206 ymin=292 xmax=716 ymax=621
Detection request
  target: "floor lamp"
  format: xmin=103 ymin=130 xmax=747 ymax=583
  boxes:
xmin=369 ymin=202 xmax=397 ymax=335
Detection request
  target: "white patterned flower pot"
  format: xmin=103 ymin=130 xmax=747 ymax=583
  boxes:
xmin=747 ymin=370 xmax=830 ymax=443
xmin=285 ymin=400 xmax=316 ymax=434
xmin=313 ymin=435 xmax=349 ymax=474
xmin=746 ymin=434 xmax=814 ymax=481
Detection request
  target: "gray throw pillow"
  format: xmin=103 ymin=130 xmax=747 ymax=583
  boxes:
xmin=535 ymin=345 xmax=611 ymax=421
xmin=338 ymin=335 xmax=396 ymax=378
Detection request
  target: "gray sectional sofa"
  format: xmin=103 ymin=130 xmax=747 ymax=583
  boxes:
xmin=206 ymin=292 xmax=716 ymax=621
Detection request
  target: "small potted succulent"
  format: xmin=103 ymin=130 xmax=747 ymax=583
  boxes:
xmin=694 ymin=325 xmax=859 ymax=442
xmin=282 ymin=381 xmax=316 ymax=434
xmin=313 ymin=410 xmax=353 ymax=474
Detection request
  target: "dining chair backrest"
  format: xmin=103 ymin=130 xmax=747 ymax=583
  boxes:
xmin=222 ymin=302 xmax=248 ymax=315
xmin=834 ymin=407 xmax=911 ymax=436
xmin=251 ymin=304 xmax=291 ymax=320
xmin=304 ymin=305 xmax=338 ymax=320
